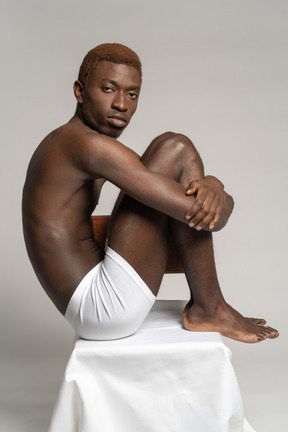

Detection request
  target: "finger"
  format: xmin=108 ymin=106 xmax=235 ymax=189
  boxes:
xmin=186 ymin=191 xmax=216 ymax=225
xmin=186 ymin=179 xmax=199 ymax=195
xmin=186 ymin=188 xmax=217 ymax=222
xmin=187 ymin=205 xmax=212 ymax=229
xmin=192 ymin=195 xmax=218 ymax=230
xmin=185 ymin=197 xmax=206 ymax=221
xmin=208 ymin=202 xmax=223 ymax=230
xmin=191 ymin=196 xmax=215 ymax=230
xmin=195 ymin=208 xmax=217 ymax=231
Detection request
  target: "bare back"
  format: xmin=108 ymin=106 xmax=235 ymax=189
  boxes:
xmin=22 ymin=121 xmax=106 ymax=314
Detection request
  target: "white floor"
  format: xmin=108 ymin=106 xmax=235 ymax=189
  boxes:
xmin=1 ymin=337 xmax=287 ymax=432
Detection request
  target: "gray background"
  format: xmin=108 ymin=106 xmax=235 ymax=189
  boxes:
xmin=1 ymin=0 xmax=287 ymax=431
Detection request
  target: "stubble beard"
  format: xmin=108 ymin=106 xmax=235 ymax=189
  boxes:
xmin=81 ymin=104 xmax=123 ymax=139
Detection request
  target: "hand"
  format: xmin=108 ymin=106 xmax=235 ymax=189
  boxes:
xmin=185 ymin=175 xmax=234 ymax=231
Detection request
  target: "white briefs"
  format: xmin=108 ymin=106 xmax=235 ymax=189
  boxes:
xmin=65 ymin=246 xmax=156 ymax=341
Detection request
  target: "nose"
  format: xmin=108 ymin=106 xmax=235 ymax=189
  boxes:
xmin=112 ymin=92 xmax=127 ymax=112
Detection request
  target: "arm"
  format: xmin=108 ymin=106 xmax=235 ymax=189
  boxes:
xmin=74 ymin=134 xmax=232 ymax=230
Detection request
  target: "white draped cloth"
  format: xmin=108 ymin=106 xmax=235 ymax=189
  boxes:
xmin=48 ymin=300 xmax=255 ymax=432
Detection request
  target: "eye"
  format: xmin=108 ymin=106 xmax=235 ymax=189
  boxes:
xmin=102 ymin=86 xmax=114 ymax=93
xmin=128 ymin=92 xmax=138 ymax=100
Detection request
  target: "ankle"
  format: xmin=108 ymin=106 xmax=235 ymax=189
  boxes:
xmin=192 ymin=296 xmax=226 ymax=315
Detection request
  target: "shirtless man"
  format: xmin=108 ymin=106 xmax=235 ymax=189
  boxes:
xmin=22 ymin=43 xmax=278 ymax=342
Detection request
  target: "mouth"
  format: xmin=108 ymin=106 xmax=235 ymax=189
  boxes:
xmin=107 ymin=114 xmax=128 ymax=128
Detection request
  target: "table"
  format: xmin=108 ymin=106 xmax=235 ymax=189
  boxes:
xmin=48 ymin=300 xmax=255 ymax=432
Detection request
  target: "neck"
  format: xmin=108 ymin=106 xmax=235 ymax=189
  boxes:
xmin=75 ymin=104 xmax=85 ymax=124
xmin=74 ymin=105 xmax=97 ymax=131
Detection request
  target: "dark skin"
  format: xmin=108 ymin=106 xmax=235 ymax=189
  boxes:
xmin=22 ymin=60 xmax=279 ymax=342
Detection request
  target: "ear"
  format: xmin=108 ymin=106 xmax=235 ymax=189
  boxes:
xmin=73 ymin=80 xmax=84 ymax=103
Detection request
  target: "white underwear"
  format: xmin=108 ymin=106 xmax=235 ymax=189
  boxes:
xmin=65 ymin=246 xmax=156 ymax=341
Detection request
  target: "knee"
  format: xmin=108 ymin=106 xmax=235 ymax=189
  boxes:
xmin=156 ymin=132 xmax=199 ymax=159
xmin=144 ymin=131 xmax=203 ymax=180
xmin=146 ymin=132 xmax=198 ymax=161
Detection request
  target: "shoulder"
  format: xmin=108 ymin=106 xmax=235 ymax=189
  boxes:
xmin=71 ymin=129 xmax=136 ymax=160
xmin=62 ymin=126 xmax=139 ymax=178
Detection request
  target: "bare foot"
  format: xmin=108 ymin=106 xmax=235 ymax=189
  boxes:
xmin=183 ymin=300 xmax=266 ymax=326
xmin=182 ymin=301 xmax=279 ymax=343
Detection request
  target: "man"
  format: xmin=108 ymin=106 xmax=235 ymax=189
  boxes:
xmin=22 ymin=43 xmax=278 ymax=342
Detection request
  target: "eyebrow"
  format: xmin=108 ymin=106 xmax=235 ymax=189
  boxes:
xmin=102 ymin=78 xmax=140 ymax=91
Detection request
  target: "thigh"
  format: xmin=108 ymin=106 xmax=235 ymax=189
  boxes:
xmin=108 ymin=194 xmax=169 ymax=296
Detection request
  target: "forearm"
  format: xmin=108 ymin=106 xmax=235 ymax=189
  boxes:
xmin=122 ymin=170 xmax=196 ymax=225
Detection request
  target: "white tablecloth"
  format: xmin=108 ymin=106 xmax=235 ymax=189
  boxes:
xmin=48 ymin=300 xmax=255 ymax=432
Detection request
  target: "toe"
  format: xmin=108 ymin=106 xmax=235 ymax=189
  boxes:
xmin=257 ymin=332 xmax=267 ymax=341
xmin=266 ymin=327 xmax=279 ymax=339
xmin=247 ymin=317 xmax=267 ymax=325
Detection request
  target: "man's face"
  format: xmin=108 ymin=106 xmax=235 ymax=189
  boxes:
xmin=80 ymin=60 xmax=141 ymax=138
